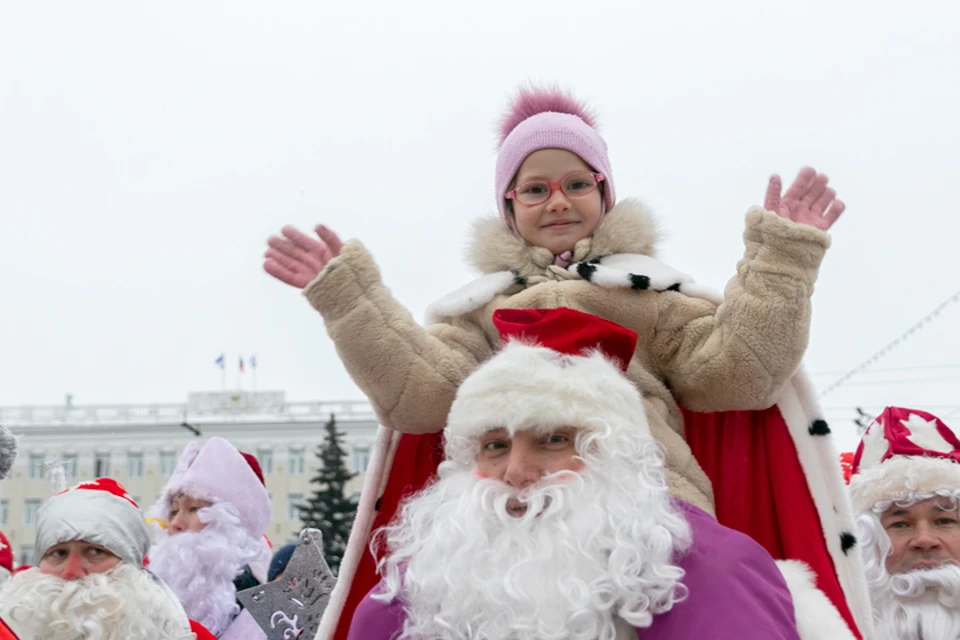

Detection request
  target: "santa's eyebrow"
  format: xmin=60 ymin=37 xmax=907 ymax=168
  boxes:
xmin=887 ymin=508 xmax=909 ymax=517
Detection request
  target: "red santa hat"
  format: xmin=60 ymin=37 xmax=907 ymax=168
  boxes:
xmin=445 ymin=307 xmax=646 ymax=449
xmin=0 ymin=530 xmax=13 ymax=580
xmin=240 ymin=451 xmax=266 ymax=485
xmin=848 ymin=406 xmax=960 ymax=515
xmin=34 ymin=477 xmax=150 ymax=567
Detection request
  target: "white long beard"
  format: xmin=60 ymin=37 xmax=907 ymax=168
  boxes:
xmin=0 ymin=563 xmax=193 ymax=640
xmin=869 ymin=566 xmax=960 ymax=640
xmin=148 ymin=501 xmax=263 ymax=637
xmin=859 ymin=512 xmax=960 ymax=640
xmin=376 ymin=423 xmax=692 ymax=640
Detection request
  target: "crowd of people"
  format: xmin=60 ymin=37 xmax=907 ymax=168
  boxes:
xmin=0 ymin=86 xmax=955 ymax=639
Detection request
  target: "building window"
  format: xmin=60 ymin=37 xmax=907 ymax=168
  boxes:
xmin=287 ymin=493 xmax=304 ymax=521
xmin=94 ymin=452 xmax=111 ymax=477
xmin=256 ymin=448 xmax=274 ymax=475
xmin=353 ymin=447 xmax=370 ymax=474
xmin=126 ymin=453 xmax=143 ymax=478
xmin=289 ymin=449 xmax=305 ymax=476
xmin=0 ymin=499 xmax=7 ymax=526
xmin=62 ymin=453 xmax=78 ymax=480
xmin=28 ymin=454 xmax=45 ymax=480
xmin=24 ymin=499 xmax=41 ymax=526
xmin=18 ymin=545 xmax=34 ymax=567
xmin=159 ymin=451 xmax=176 ymax=477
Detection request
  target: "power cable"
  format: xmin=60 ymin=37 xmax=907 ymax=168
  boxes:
xmin=818 ymin=288 xmax=960 ymax=398
xmin=808 ymin=363 xmax=960 ymax=377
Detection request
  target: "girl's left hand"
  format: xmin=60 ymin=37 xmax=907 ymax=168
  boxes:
xmin=264 ymin=224 xmax=344 ymax=289
xmin=764 ymin=167 xmax=845 ymax=231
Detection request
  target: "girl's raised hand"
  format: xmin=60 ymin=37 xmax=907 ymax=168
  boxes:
xmin=763 ymin=167 xmax=845 ymax=231
xmin=264 ymin=224 xmax=345 ymax=289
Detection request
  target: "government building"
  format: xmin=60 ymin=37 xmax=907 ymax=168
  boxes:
xmin=0 ymin=390 xmax=378 ymax=568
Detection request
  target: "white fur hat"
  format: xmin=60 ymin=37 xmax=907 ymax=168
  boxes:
xmin=152 ymin=437 xmax=271 ymax=537
xmin=445 ymin=307 xmax=648 ymax=453
xmin=0 ymin=424 xmax=18 ymax=481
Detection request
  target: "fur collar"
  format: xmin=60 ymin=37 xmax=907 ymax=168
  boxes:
xmin=426 ymin=200 xmax=712 ymax=324
xmin=467 ymin=198 xmax=661 ymax=278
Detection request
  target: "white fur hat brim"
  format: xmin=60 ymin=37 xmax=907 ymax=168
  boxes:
xmin=445 ymin=341 xmax=648 ymax=446
xmin=849 ymin=455 xmax=960 ymax=514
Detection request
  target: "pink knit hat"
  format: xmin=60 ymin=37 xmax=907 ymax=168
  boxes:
xmin=495 ymin=87 xmax=616 ymax=226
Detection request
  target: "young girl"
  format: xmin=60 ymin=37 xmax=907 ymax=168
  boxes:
xmin=264 ymin=87 xmax=866 ymax=638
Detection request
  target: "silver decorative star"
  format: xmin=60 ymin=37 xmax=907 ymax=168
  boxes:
xmin=237 ymin=528 xmax=337 ymax=639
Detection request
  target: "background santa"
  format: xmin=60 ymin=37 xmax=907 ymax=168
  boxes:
xmin=849 ymin=406 xmax=960 ymax=640
xmin=146 ymin=436 xmax=271 ymax=640
xmin=0 ymin=477 xmax=205 ymax=639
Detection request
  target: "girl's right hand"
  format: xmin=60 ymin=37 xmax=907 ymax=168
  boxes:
xmin=263 ymin=224 xmax=345 ymax=289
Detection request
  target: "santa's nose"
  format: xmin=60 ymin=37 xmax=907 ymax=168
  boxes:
xmin=59 ymin=551 xmax=87 ymax=580
xmin=503 ymin=454 xmax=541 ymax=489
xmin=911 ymin=524 xmax=942 ymax=551
xmin=169 ymin=512 xmax=186 ymax=533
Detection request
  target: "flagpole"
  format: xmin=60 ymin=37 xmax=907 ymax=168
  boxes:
xmin=237 ymin=355 xmax=244 ymax=392
xmin=216 ymin=353 xmax=226 ymax=391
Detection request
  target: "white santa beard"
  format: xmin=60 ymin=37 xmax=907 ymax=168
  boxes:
xmin=148 ymin=500 xmax=263 ymax=637
xmin=376 ymin=423 xmax=692 ymax=640
xmin=0 ymin=563 xmax=194 ymax=640
xmin=859 ymin=512 xmax=960 ymax=640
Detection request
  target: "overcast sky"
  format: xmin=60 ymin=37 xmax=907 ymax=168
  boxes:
xmin=1 ymin=1 xmax=958 ymax=452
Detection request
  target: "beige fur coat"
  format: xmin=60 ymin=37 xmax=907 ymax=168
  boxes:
xmin=304 ymin=199 xmax=830 ymax=513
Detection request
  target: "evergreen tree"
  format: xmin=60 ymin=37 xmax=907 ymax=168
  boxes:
xmin=300 ymin=413 xmax=357 ymax=573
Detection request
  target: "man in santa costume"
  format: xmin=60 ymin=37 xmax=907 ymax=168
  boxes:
xmin=348 ymin=307 xmax=854 ymax=640
xmin=0 ymin=477 xmax=214 ymax=639
xmin=849 ymin=406 xmax=960 ymax=640
xmin=147 ymin=437 xmax=271 ymax=640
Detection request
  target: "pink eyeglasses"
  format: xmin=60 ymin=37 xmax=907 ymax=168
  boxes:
xmin=505 ymin=171 xmax=605 ymax=206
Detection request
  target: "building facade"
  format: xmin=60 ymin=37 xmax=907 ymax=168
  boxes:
xmin=0 ymin=391 xmax=378 ymax=568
